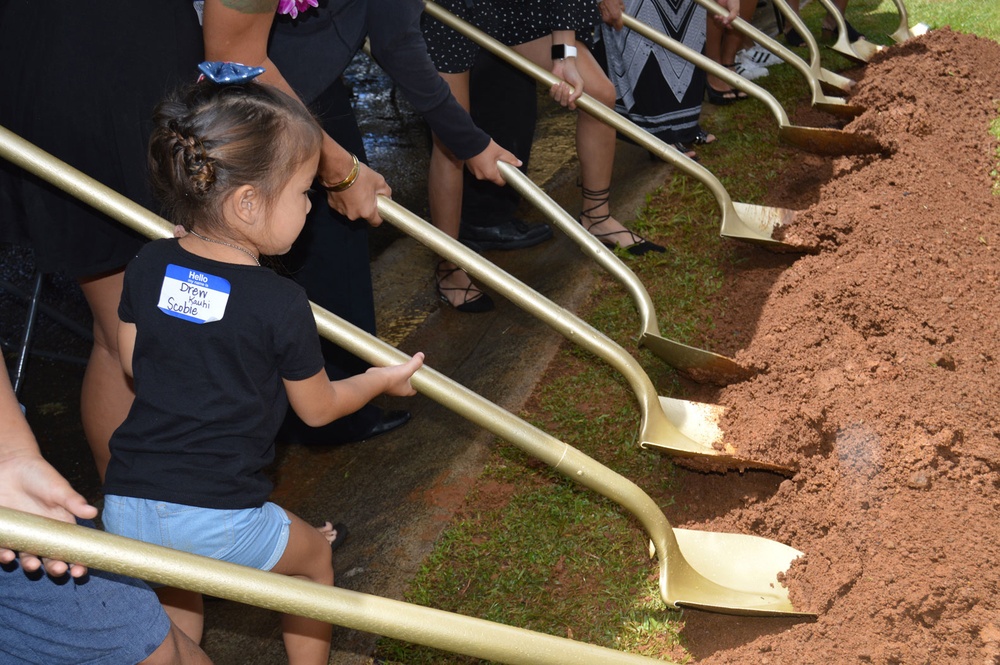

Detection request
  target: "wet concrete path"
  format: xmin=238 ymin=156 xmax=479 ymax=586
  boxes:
xmin=1 ymin=53 xmax=673 ymax=664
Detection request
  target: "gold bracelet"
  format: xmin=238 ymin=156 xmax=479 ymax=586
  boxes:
xmin=323 ymin=153 xmax=360 ymax=192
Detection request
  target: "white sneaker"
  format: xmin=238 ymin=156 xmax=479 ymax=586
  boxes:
xmin=737 ymin=44 xmax=785 ymax=68
xmin=729 ymin=61 xmax=769 ymax=81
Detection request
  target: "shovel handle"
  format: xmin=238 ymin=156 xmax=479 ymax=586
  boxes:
xmin=0 ymin=121 xmax=687 ymax=595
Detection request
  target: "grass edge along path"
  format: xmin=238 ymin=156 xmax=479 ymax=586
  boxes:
xmin=374 ymin=3 xmax=1000 ymax=663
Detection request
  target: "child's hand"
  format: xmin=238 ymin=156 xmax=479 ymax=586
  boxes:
xmin=368 ymin=352 xmax=424 ymax=397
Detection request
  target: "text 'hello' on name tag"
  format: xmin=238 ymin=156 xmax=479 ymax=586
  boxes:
xmin=157 ymin=264 xmax=231 ymax=324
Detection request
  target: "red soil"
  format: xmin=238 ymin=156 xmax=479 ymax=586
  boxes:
xmin=675 ymin=28 xmax=1000 ymax=664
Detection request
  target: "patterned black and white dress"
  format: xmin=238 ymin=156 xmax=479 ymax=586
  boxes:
xmin=595 ymin=0 xmax=707 ymax=144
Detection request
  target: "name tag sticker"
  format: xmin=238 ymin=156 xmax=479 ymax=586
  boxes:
xmin=157 ymin=264 xmax=231 ymax=324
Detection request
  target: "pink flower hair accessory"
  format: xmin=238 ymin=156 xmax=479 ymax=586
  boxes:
xmin=277 ymin=0 xmax=319 ymax=18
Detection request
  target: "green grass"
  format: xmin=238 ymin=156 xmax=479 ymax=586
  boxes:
xmin=374 ymin=4 xmax=1000 ymax=663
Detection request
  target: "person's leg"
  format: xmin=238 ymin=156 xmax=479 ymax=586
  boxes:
xmin=514 ymin=37 xmax=661 ymax=252
xmin=270 ymin=510 xmax=335 ymax=665
xmin=0 ymin=552 xmax=208 ymax=665
xmin=723 ymin=0 xmax=757 ymax=64
xmin=429 ymin=71 xmax=492 ymax=310
xmin=77 ymin=269 xmax=132 ymax=481
xmin=279 ymin=79 xmax=407 ymax=443
xmin=464 ymin=50 xmax=536 ymax=221
xmin=154 ymin=587 xmax=205 ymax=645
xmin=822 ymin=0 xmax=856 ymax=36
xmin=782 ymin=0 xmax=806 ymax=45
xmin=459 ymin=49 xmax=552 ymax=250
xmin=429 ymin=71 xmax=470 ymax=245
xmin=704 ymin=10 xmax=733 ymax=96
xmin=140 ymin=620 xmax=213 ymax=665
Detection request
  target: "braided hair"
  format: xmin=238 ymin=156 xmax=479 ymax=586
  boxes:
xmin=148 ymin=79 xmax=322 ymax=233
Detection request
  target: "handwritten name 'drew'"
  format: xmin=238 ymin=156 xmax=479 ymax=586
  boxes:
xmin=158 ymin=264 xmax=232 ymax=324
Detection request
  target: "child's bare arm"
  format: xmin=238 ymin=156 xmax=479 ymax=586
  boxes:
xmin=284 ymin=352 xmax=424 ymax=427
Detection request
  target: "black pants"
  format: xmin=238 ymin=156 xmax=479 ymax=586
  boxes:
xmin=280 ymin=79 xmax=381 ymax=444
xmin=461 ymin=50 xmax=538 ymax=228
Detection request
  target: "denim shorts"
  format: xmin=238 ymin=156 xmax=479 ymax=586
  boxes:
xmin=0 ymin=520 xmax=170 ymax=665
xmin=103 ymin=496 xmax=291 ymax=571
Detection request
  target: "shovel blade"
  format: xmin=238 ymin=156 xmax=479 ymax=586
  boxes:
xmin=812 ymin=96 xmax=866 ymax=118
xmin=848 ymin=38 xmax=884 ymax=62
xmin=640 ymin=333 xmax=751 ymax=385
xmin=817 ymin=68 xmax=856 ymax=95
xmin=722 ymin=202 xmax=819 ymax=254
xmin=643 ymin=397 xmax=795 ymax=472
xmin=779 ymin=125 xmax=887 ymax=157
xmin=668 ymin=528 xmax=812 ymax=615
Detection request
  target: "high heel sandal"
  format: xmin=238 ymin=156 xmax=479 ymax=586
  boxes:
xmin=579 ymin=186 xmax=665 ymax=256
xmin=822 ymin=20 xmax=864 ymax=42
xmin=435 ymin=260 xmax=494 ymax=313
xmin=705 ymin=84 xmax=747 ymax=105
xmin=706 ymin=68 xmax=749 ymax=105
xmin=784 ymin=27 xmax=805 ymax=47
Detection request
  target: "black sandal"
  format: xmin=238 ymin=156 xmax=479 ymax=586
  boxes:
xmin=435 ymin=260 xmax=494 ymax=313
xmin=579 ymin=186 xmax=665 ymax=256
xmin=784 ymin=27 xmax=805 ymax=47
xmin=689 ymin=127 xmax=716 ymax=146
xmin=822 ymin=20 xmax=864 ymax=42
xmin=329 ymin=523 xmax=349 ymax=554
xmin=705 ymin=85 xmax=742 ymax=105
xmin=671 ymin=142 xmax=698 ymax=161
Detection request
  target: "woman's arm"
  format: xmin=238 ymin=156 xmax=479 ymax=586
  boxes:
xmin=203 ymin=0 xmax=392 ymax=224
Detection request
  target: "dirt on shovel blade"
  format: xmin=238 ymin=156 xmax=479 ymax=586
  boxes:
xmin=671 ymin=29 xmax=1000 ymax=663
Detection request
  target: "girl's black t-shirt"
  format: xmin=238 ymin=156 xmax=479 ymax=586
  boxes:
xmin=104 ymin=239 xmax=325 ymax=509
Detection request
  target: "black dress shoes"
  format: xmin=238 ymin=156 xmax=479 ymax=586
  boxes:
xmin=458 ymin=217 xmax=553 ymax=251
xmin=360 ymin=409 xmax=411 ymax=441
xmin=280 ymin=406 xmax=411 ymax=445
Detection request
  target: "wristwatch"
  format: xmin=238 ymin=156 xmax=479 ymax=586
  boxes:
xmin=551 ymin=44 xmax=578 ymax=60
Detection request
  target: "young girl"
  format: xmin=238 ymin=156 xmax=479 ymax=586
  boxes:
xmin=101 ymin=63 xmax=424 ymax=665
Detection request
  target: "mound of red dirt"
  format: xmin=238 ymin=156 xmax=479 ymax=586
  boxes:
xmin=677 ymin=28 xmax=1000 ymax=664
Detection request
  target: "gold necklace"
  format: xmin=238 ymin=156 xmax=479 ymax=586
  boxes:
xmin=188 ymin=230 xmax=261 ymax=266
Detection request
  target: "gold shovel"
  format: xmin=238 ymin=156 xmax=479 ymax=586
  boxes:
xmin=620 ymin=13 xmax=883 ymax=156
xmin=690 ymin=0 xmax=865 ymax=117
xmin=814 ymin=0 xmax=884 ymax=63
xmin=770 ymin=0 xmax=858 ymax=95
xmin=0 ymin=124 xmax=810 ymax=615
xmin=423 ymin=0 xmax=811 ymax=251
xmin=496 ymin=161 xmax=750 ymax=386
xmin=377 ymin=195 xmax=793 ymax=473
xmin=888 ymin=0 xmax=930 ymax=43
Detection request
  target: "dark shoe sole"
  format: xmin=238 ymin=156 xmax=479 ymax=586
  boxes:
xmin=458 ymin=224 xmax=553 ymax=252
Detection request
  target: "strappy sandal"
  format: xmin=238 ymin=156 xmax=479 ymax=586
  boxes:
xmin=435 ymin=260 xmax=494 ymax=313
xmin=689 ymin=127 xmax=716 ymax=146
xmin=670 ymin=142 xmax=698 ymax=161
xmin=579 ymin=186 xmax=665 ymax=256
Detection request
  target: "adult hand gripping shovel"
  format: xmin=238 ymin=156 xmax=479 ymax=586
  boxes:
xmin=496 ymin=161 xmax=750 ymax=386
xmin=0 ymin=123 xmax=811 ymax=615
xmin=690 ymin=0 xmax=864 ymax=117
xmin=620 ymin=12 xmax=883 ymax=156
xmin=423 ymin=0 xmax=812 ymax=251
